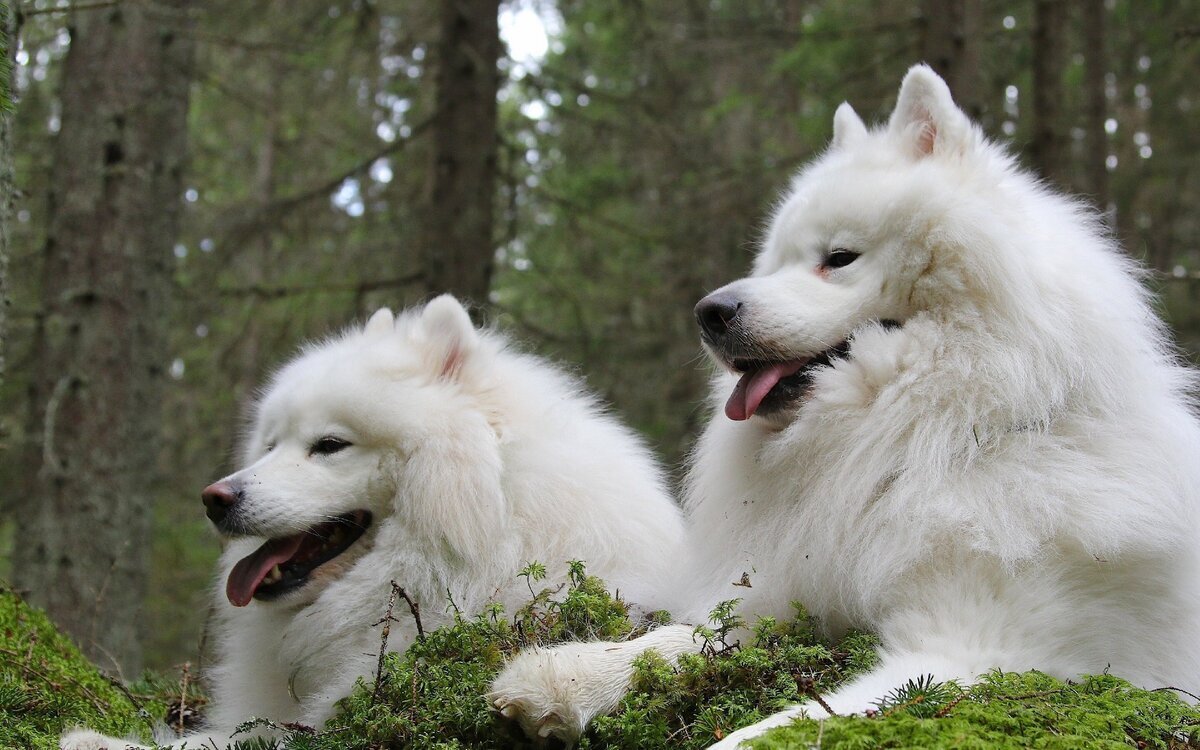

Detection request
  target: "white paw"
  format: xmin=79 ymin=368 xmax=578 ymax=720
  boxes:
xmin=60 ymin=729 xmax=148 ymax=750
xmin=489 ymin=626 xmax=702 ymax=743
xmin=488 ymin=647 xmax=591 ymax=743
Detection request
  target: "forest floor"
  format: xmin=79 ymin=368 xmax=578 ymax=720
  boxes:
xmin=3 ymin=570 xmax=1198 ymax=750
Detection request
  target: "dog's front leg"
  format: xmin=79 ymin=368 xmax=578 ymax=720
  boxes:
xmin=707 ymin=649 xmax=981 ymax=749
xmin=488 ymin=624 xmax=705 ymax=742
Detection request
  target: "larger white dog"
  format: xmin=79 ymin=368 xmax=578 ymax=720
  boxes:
xmin=62 ymin=295 xmax=684 ymax=750
xmin=489 ymin=66 xmax=1200 ymax=747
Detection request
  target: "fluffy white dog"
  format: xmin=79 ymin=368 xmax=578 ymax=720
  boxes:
xmin=489 ymin=65 xmax=1200 ymax=747
xmin=62 ymin=295 xmax=684 ymax=750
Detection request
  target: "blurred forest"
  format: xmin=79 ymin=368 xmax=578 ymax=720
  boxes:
xmin=0 ymin=0 xmax=1197 ymax=679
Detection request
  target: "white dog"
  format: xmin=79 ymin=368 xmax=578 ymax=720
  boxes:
xmin=62 ymin=295 xmax=685 ymax=750
xmin=489 ymin=65 xmax=1200 ymax=747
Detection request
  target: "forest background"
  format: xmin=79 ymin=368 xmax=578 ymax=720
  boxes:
xmin=0 ymin=0 xmax=1197 ymax=681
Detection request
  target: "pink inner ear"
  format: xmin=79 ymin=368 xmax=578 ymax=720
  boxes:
xmin=439 ymin=342 xmax=465 ymax=379
xmin=917 ymin=122 xmax=937 ymax=155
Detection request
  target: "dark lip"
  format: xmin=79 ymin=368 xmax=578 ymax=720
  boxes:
xmin=253 ymin=510 xmax=373 ymax=601
xmin=733 ymin=341 xmax=853 ymax=416
xmin=716 ymin=319 xmax=902 ymax=416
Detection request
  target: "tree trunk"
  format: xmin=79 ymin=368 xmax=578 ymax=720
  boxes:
xmin=1032 ymin=0 xmax=1069 ymax=185
xmin=0 ymin=2 xmax=16 ymax=386
xmin=12 ymin=1 xmax=194 ymax=677
xmin=919 ymin=0 xmax=983 ymax=119
xmin=419 ymin=0 xmax=502 ymax=311
xmin=1080 ymin=0 xmax=1109 ymax=211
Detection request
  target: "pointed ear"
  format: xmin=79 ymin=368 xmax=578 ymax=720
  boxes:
xmin=364 ymin=307 xmax=395 ymax=336
xmin=420 ymin=294 xmax=478 ymax=380
xmin=831 ymin=102 xmax=868 ymax=149
xmin=887 ymin=64 xmax=971 ymax=158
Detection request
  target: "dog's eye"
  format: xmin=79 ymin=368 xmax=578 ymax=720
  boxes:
xmin=310 ymin=437 xmax=351 ymax=456
xmin=824 ymin=248 xmax=860 ymax=269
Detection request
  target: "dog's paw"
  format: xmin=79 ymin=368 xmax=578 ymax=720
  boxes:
xmin=59 ymin=729 xmax=148 ymax=750
xmin=488 ymin=647 xmax=590 ymax=743
xmin=489 ymin=627 xmax=700 ymax=743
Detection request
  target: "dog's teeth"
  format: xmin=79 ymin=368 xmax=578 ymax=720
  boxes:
xmin=264 ymin=565 xmax=283 ymax=584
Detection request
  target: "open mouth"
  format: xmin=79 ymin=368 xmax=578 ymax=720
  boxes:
xmin=724 ymin=341 xmax=852 ymax=421
xmin=722 ymin=320 xmax=902 ymax=421
xmin=225 ymin=510 xmax=372 ymax=607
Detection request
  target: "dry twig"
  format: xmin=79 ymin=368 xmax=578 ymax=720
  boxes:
xmin=370 ymin=581 xmax=425 ymax=704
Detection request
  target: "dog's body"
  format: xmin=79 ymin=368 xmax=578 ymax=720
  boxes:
xmin=490 ymin=66 xmax=1200 ymax=746
xmin=62 ymin=296 xmax=685 ymax=750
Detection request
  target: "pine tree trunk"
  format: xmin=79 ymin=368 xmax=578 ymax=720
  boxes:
xmin=1032 ymin=0 xmax=1069 ymax=185
xmin=1081 ymin=0 xmax=1109 ymax=211
xmin=419 ymin=0 xmax=502 ymax=310
xmin=0 ymin=2 xmax=16 ymax=386
xmin=12 ymin=1 xmax=194 ymax=677
xmin=919 ymin=0 xmax=983 ymax=119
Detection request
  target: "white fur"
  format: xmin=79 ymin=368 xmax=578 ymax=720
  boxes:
xmin=490 ymin=65 xmax=1200 ymax=747
xmin=62 ymin=294 xmax=684 ymax=750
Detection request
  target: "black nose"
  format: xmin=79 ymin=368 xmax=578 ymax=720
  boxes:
xmin=695 ymin=292 xmax=742 ymax=338
xmin=201 ymin=481 xmax=240 ymax=525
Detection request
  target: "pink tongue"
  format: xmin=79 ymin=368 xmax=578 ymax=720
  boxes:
xmin=725 ymin=361 xmax=806 ymax=421
xmin=226 ymin=535 xmax=305 ymax=607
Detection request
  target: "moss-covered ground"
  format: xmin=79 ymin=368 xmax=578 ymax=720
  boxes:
xmin=0 ymin=584 xmax=164 ymax=750
xmin=747 ymin=671 xmax=1200 ymax=750
xmin=4 ymin=566 xmax=1198 ymax=749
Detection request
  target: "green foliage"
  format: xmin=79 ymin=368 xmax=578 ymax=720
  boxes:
xmin=279 ymin=562 xmax=640 ymax=749
xmin=873 ymin=673 xmax=963 ymax=719
xmin=582 ymin=604 xmax=879 ymax=749
xmin=749 ymin=671 xmax=1200 ymax=750
xmin=264 ymin=570 xmax=878 ymax=749
xmin=0 ymin=584 xmax=162 ymax=749
xmin=8 ymin=570 xmax=1200 ymax=750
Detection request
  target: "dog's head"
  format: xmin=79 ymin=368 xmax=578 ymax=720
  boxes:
xmin=697 ymin=65 xmax=989 ymax=426
xmin=204 ymin=295 xmax=508 ymax=608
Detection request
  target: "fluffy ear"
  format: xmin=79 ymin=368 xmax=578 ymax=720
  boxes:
xmin=831 ymin=102 xmax=868 ymax=149
xmin=364 ymin=307 xmax=395 ymax=335
xmin=887 ymin=64 xmax=972 ymax=158
xmin=420 ymin=294 xmax=478 ymax=380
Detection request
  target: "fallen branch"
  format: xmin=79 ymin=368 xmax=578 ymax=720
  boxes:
xmin=371 ymin=582 xmax=402 ymax=704
xmin=371 ymin=581 xmax=425 ymax=704
xmin=396 ymin=586 xmax=425 ymax=642
xmin=794 ymin=673 xmax=839 ymax=717
xmin=177 ymin=662 xmax=191 ymax=734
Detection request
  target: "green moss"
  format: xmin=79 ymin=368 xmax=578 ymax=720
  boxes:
xmin=748 ymin=671 xmax=1200 ymax=750
xmin=0 ymin=584 xmax=163 ymax=749
xmin=7 ymin=570 xmax=1198 ymax=750
xmin=288 ymin=572 xmax=1198 ymax=750
xmin=270 ymin=576 xmax=881 ymax=750
xmin=581 ymin=604 xmax=879 ymax=749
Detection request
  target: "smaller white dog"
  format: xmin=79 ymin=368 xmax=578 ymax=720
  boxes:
xmin=62 ymin=295 xmax=684 ymax=750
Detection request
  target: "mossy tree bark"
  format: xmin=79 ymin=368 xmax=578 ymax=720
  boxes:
xmin=12 ymin=0 xmax=194 ymax=676
xmin=419 ymin=0 xmax=502 ymax=313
